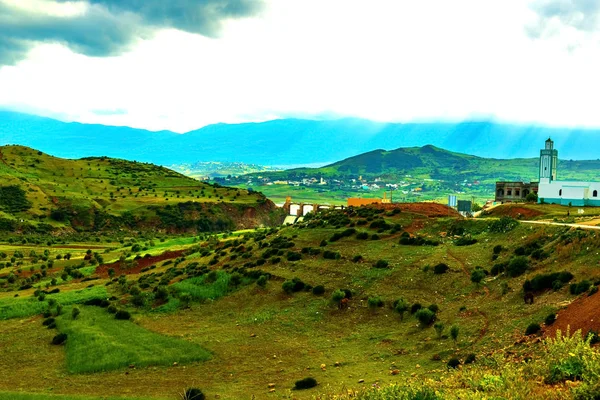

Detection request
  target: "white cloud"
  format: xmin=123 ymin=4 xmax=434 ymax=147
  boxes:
xmin=1 ymin=0 xmax=600 ymax=132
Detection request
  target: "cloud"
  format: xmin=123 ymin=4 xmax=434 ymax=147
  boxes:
xmin=527 ymin=0 xmax=600 ymax=38
xmin=0 ymin=0 xmax=263 ymax=65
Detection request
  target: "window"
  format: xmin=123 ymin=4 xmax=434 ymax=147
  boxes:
xmin=507 ymin=189 xmax=512 ymax=196
xmin=594 ymin=190 xmax=598 ymax=198
xmin=516 ymin=190 xmax=520 ymax=197
xmin=497 ymin=189 xmax=504 ymax=197
xmin=559 ymin=189 xmax=562 ymax=196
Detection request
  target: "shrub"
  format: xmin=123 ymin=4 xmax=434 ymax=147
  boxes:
xmin=394 ymin=298 xmax=409 ymax=320
xmin=464 ymin=353 xmax=476 ymax=364
xmin=181 ymin=388 xmax=205 ymax=400
xmin=352 ymin=255 xmax=363 ymax=263
xmin=415 ymin=308 xmax=435 ymax=326
xmin=287 ymin=252 xmax=302 ymax=262
xmin=433 ymin=263 xmax=449 ymax=274
xmin=71 ymin=307 xmax=80 ymax=319
xmin=525 ymin=271 xmax=574 ymax=292
xmin=42 ymin=317 xmax=55 ymax=326
xmin=507 ymin=256 xmax=529 ymax=277
xmin=434 ymin=322 xmax=444 ymax=338
xmin=51 ymin=333 xmax=67 ymax=345
xmin=107 ymin=305 xmax=118 ymax=314
xmin=447 ymin=358 xmax=460 ymax=369
xmin=373 ymin=260 xmax=389 ymax=269
xmin=356 ymin=232 xmax=369 ymax=240
xmin=427 ymin=304 xmax=439 ymax=313
xmin=371 ymin=234 xmax=380 ymax=240
xmin=490 ymin=262 xmax=507 ymax=276
xmin=115 ymin=310 xmax=131 ymax=320
xmin=590 ymin=286 xmax=599 ymax=296
xmin=256 ymin=275 xmax=268 ymax=288
xmin=331 ymin=289 xmax=346 ymax=303
xmin=489 ymin=216 xmax=519 ymax=233
xmin=471 ymin=269 xmax=486 ymax=285
xmin=455 ymin=236 xmax=477 ymax=246
xmin=570 ymin=280 xmax=593 ymax=295
xmin=545 ymin=313 xmax=557 ymax=326
xmin=294 ymin=377 xmax=317 ymax=390
xmin=410 ymin=303 xmax=422 ymax=314
xmin=525 ymin=323 xmax=541 ymax=336
xmin=367 ymin=296 xmax=384 ymax=308
xmin=450 ymin=325 xmax=459 ymax=343
xmin=493 ymin=245 xmax=503 ymax=255
xmin=312 ymin=285 xmax=325 ymax=295
xmin=323 ymin=250 xmax=340 ymax=260
xmin=282 ymin=280 xmax=295 ymax=294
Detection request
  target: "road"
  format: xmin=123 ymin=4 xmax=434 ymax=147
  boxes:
xmin=520 ymin=220 xmax=600 ymax=230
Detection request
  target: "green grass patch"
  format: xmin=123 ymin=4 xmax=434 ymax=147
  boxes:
xmin=0 ymin=286 xmax=108 ymax=320
xmin=170 ymin=271 xmax=232 ymax=302
xmin=56 ymin=306 xmax=211 ymax=373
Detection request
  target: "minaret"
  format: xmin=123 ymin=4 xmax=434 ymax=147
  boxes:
xmin=539 ymin=138 xmax=558 ymax=184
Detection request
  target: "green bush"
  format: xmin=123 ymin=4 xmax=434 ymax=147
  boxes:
xmin=312 ymin=285 xmax=325 ymax=295
xmin=294 ymin=377 xmax=317 ymax=390
xmin=331 ymin=289 xmax=346 ymax=303
xmin=464 ymin=353 xmax=476 ymax=364
xmin=545 ymin=313 xmax=557 ymax=326
xmin=489 ymin=216 xmax=519 ymax=233
xmin=352 ymin=255 xmax=363 ymax=263
xmin=373 ymin=259 xmax=389 ymax=269
xmin=447 ymin=358 xmax=460 ymax=369
xmin=323 ymin=250 xmax=340 ymax=260
xmin=455 ymin=236 xmax=477 ymax=246
xmin=507 ymin=256 xmax=529 ymax=277
xmin=433 ymin=263 xmax=449 ymax=274
xmin=115 ymin=310 xmax=131 ymax=320
xmin=52 ymin=333 xmax=67 ymax=345
xmin=71 ymin=307 xmax=80 ymax=320
xmin=524 ymin=271 xmax=574 ymax=292
xmin=256 ymin=275 xmax=268 ymax=288
xmin=410 ymin=303 xmax=422 ymax=314
xmin=282 ymin=280 xmax=295 ymax=294
xmin=493 ymin=245 xmax=503 ymax=255
xmin=571 ymin=280 xmax=593 ymax=295
xmin=367 ymin=296 xmax=384 ymax=308
xmin=356 ymin=232 xmax=369 ymax=240
xmin=525 ymin=323 xmax=541 ymax=336
xmin=471 ymin=269 xmax=486 ymax=285
xmin=182 ymin=388 xmax=205 ymax=400
xmin=415 ymin=308 xmax=435 ymax=326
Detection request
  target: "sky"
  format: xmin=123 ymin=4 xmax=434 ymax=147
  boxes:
xmin=0 ymin=0 xmax=600 ymax=133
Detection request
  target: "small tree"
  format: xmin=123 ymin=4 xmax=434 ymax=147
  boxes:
xmin=331 ymin=289 xmax=345 ymax=303
xmin=526 ymin=192 xmax=538 ymax=203
xmin=394 ymin=298 xmax=409 ymax=321
xmin=471 ymin=269 xmax=486 ymax=286
xmin=415 ymin=308 xmax=435 ymax=326
xmin=450 ymin=325 xmax=459 ymax=344
xmin=71 ymin=307 xmax=80 ymax=320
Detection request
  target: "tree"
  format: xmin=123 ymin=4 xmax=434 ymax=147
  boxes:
xmin=394 ymin=298 xmax=409 ymax=321
xmin=71 ymin=307 xmax=80 ymax=320
xmin=471 ymin=269 xmax=486 ymax=286
xmin=526 ymin=192 xmax=538 ymax=203
xmin=450 ymin=325 xmax=459 ymax=344
xmin=434 ymin=322 xmax=444 ymax=338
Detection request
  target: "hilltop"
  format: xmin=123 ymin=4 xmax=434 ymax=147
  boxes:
xmin=0 ymin=145 xmax=283 ymax=233
xmin=4 ymin=111 xmax=600 ymax=166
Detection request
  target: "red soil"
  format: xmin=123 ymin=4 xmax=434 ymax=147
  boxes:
xmin=376 ymin=202 xmax=461 ymax=218
xmin=95 ymin=250 xmax=186 ymax=277
xmin=544 ymin=292 xmax=600 ymax=338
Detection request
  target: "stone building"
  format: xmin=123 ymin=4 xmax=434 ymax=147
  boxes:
xmin=495 ymin=181 xmax=538 ymax=203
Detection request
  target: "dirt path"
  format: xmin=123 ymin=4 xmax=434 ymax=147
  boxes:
xmin=447 ymin=250 xmax=490 ymax=346
xmin=521 ymin=220 xmax=600 ymax=230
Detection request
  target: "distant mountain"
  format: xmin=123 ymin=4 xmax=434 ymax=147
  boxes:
xmin=2 ymin=110 xmax=600 ymax=166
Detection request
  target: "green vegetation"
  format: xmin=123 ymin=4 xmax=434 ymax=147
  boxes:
xmin=55 ymin=306 xmax=210 ymax=373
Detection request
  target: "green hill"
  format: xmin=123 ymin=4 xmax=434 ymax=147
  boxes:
xmin=231 ymin=145 xmax=600 ymax=204
xmin=0 ymin=145 xmax=283 ymax=233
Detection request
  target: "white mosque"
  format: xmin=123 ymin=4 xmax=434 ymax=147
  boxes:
xmin=537 ymin=138 xmax=600 ymax=206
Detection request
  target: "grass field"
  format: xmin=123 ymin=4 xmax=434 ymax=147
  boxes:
xmin=1 ymin=204 xmax=600 ymax=398
xmin=56 ymin=306 xmax=211 ymax=373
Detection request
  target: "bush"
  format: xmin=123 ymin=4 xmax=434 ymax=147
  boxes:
xmin=507 ymin=256 xmax=529 ymax=277
xmin=410 ymin=303 xmax=422 ymax=314
xmin=455 ymin=236 xmax=477 ymax=246
xmin=356 ymin=232 xmax=369 ymax=240
xmin=352 ymin=255 xmax=363 ymax=263
xmin=471 ymin=269 xmax=486 ymax=285
xmin=286 ymin=252 xmax=302 ymax=261
xmin=256 ymin=275 xmax=268 ymax=288
xmin=294 ymin=377 xmax=317 ymax=390
xmin=447 ymin=358 xmax=460 ymax=369
xmin=427 ymin=304 xmax=439 ymax=313
xmin=71 ymin=307 xmax=80 ymax=319
xmin=367 ymin=296 xmax=384 ymax=308
xmin=489 ymin=216 xmax=519 ymax=233
xmin=490 ymin=262 xmax=507 ymax=276
xmin=51 ymin=333 xmax=67 ymax=345
xmin=331 ymin=289 xmax=346 ymax=303
xmin=312 ymin=285 xmax=325 ymax=295
xmin=282 ymin=280 xmax=295 ymax=294
xmin=42 ymin=317 xmax=55 ymax=326
xmin=107 ymin=305 xmax=118 ymax=314
xmin=524 ymin=271 xmax=574 ymax=292
xmin=433 ymin=263 xmax=449 ymax=274
xmin=115 ymin=310 xmax=131 ymax=320
xmin=323 ymin=250 xmax=340 ymax=260
xmin=493 ymin=245 xmax=503 ymax=255
xmin=525 ymin=323 xmax=541 ymax=336
xmin=415 ymin=308 xmax=436 ymax=326
xmin=570 ymin=280 xmax=593 ymax=295
xmin=464 ymin=354 xmax=476 ymax=364
xmin=373 ymin=260 xmax=389 ymax=269
xmin=545 ymin=313 xmax=557 ymax=326
xmin=182 ymin=388 xmax=205 ymax=400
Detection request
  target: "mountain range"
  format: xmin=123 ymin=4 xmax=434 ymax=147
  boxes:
xmin=2 ymin=110 xmax=600 ymax=167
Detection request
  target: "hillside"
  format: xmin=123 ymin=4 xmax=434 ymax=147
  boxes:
xmin=230 ymin=145 xmax=600 ymax=204
xmin=2 ymin=204 xmax=600 ymax=399
xmin=4 ymin=111 xmax=600 ymax=166
xmin=0 ymin=145 xmax=283 ymax=233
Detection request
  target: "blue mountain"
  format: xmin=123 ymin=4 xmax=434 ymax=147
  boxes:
xmin=1 ymin=111 xmax=599 ymax=166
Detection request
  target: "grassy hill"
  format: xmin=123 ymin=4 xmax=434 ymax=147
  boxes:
xmin=232 ymin=145 xmax=600 ymax=204
xmin=0 ymin=145 xmax=283 ymax=233
xmin=2 ymin=203 xmax=600 ymax=399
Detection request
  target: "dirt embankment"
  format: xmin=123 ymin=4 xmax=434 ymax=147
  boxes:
xmin=95 ymin=250 xmax=186 ymax=277
xmin=374 ymin=202 xmax=461 ymax=218
xmin=544 ymin=292 xmax=600 ymax=338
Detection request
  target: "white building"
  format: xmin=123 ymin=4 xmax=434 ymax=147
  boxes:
xmin=537 ymin=138 xmax=600 ymax=206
